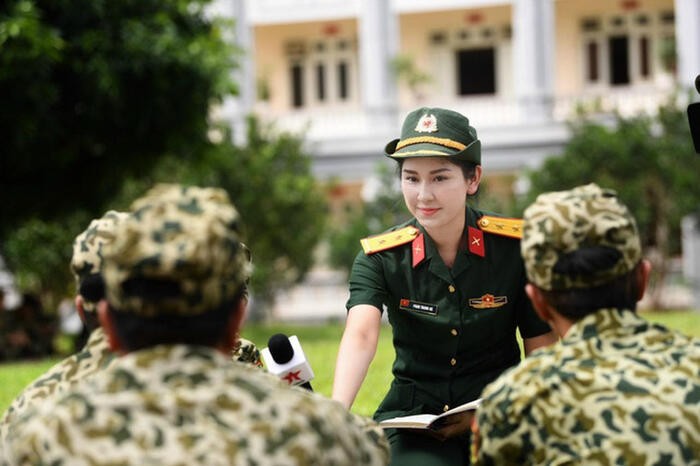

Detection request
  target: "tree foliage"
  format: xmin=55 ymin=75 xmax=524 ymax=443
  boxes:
xmin=2 ymin=211 xmax=90 ymax=312
xmin=108 ymin=118 xmax=327 ymax=319
xmin=0 ymin=0 xmax=237 ymax=240
xmin=521 ymin=96 xmax=700 ymax=308
xmin=327 ymin=163 xmax=408 ymax=277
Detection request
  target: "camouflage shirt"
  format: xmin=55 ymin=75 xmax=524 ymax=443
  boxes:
xmin=474 ymin=308 xmax=700 ymax=465
xmin=4 ymin=344 xmax=389 ymax=465
xmin=0 ymin=327 xmax=114 ymax=446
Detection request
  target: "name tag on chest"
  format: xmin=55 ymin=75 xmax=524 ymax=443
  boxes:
xmin=399 ymin=298 xmax=438 ymax=316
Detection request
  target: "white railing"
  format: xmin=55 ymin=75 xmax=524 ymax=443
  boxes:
xmin=253 ymin=87 xmax=680 ymax=142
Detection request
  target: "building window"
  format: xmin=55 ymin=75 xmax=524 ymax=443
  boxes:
xmin=316 ymin=63 xmax=326 ymax=102
xmin=639 ymin=36 xmax=650 ymax=78
xmin=581 ymin=10 xmax=668 ymax=88
xmin=290 ymin=62 xmax=304 ymax=108
xmin=608 ymin=35 xmax=630 ymax=85
xmin=338 ymin=61 xmax=349 ymax=100
xmin=457 ymin=48 xmax=496 ymax=95
xmin=428 ymin=24 xmax=508 ymax=99
xmin=285 ymin=37 xmax=355 ymax=109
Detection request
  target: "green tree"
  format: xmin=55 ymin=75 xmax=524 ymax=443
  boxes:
xmin=2 ymin=211 xmax=90 ymax=313
xmin=109 ymin=117 xmax=327 ymax=320
xmin=327 ymin=163 xmax=408 ymax=276
xmin=0 ymin=0 xmax=237 ymax=240
xmin=521 ymin=96 xmax=700 ymax=308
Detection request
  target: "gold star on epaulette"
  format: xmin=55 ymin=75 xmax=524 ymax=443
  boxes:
xmin=361 ymin=226 xmax=420 ymax=254
xmin=477 ymin=216 xmax=523 ymax=239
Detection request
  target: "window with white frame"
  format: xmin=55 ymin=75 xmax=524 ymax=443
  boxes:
xmin=285 ymin=37 xmax=356 ymax=109
xmin=581 ymin=10 xmax=675 ymax=88
xmin=428 ymin=25 xmax=511 ymax=98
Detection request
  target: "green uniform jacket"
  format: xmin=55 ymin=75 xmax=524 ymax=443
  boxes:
xmin=348 ymin=206 xmax=551 ymax=422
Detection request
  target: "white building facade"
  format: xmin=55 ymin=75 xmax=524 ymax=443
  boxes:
xmin=216 ymin=0 xmax=699 ymax=183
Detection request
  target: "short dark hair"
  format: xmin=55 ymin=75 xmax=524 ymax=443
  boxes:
xmin=108 ymin=278 xmax=245 ymax=351
xmin=538 ymin=246 xmax=641 ymax=320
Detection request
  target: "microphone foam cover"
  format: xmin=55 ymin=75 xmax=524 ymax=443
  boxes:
xmin=268 ymin=333 xmax=294 ymax=364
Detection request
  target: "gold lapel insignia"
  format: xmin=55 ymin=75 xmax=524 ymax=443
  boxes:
xmin=361 ymin=226 xmax=420 ymax=254
xmin=469 ymin=293 xmax=508 ymax=309
xmin=478 ymin=216 xmax=523 ymax=239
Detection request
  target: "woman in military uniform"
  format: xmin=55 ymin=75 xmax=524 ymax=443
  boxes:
xmin=332 ymin=107 xmax=556 ymax=465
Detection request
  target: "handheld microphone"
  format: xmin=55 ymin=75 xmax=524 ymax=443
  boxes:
xmin=261 ymin=334 xmax=314 ymax=391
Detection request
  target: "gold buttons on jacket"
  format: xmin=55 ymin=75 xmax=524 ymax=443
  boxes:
xmin=443 ymin=404 xmax=450 ymax=412
xmin=448 ymin=285 xmax=456 ymax=293
xmin=450 ymin=358 xmax=457 ymax=366
xmin=451 ymin=328 xmax=458 ymax=336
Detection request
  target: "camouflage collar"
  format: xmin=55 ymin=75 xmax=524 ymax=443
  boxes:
xmin=563 ymin=308 xmax=646 ymax=342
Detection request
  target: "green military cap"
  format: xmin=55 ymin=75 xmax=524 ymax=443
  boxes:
xmin=102 ymin=184 xmax=252 ymax=317
xmin=385 ymin=107 xmax=481 ymax=164
xmin=71 ymin=210 xmax=129 ymax=312
xmin=521 ymin=183 xmax=641 ymax=291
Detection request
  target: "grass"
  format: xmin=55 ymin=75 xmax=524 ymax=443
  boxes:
xmin=1 ymin=310 xmax=697 ymax=417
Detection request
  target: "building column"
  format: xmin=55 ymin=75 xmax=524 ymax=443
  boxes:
xmin=512 ymin=0 xmax=555 ymax=123
xmin=358 ymin=0 xmax=398 ymax=129
xmin=227 ymin=0 xmax=255 ymax=145
xmin=674 ymin=0 xmax=700 ymax=91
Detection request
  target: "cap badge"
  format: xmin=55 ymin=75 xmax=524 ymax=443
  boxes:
xmin=415 ymin=114 xmax=438 ymax=133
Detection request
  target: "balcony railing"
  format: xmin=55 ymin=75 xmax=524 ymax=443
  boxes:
xmin=253 ymin=86 xmax=678 ymax=142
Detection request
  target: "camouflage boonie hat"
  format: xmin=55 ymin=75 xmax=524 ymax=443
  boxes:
xmin=521 ymin=183 xmax=641 ymax=291
xmin=102 ymin=184 xmax=252 ymax=317
xmin=385 ymin=107 xmax=481 ymax=164
xmin=71 ymin=211 xmax=128 ymax=311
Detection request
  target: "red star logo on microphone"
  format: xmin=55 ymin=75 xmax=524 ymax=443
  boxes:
xmin=282 ymin=370 xmax=302 ymax=384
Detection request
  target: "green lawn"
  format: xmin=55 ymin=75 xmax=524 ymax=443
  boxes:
xmin=1 ymin=310 xmax=698 ymax=417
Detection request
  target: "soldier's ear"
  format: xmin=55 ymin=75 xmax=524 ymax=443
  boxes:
xmin=525 ymin=284 xmax=553 ymax=324
xmin=636 ymin=259 xmax=652 ymax=302
xmin=98 ymin=301 xmax=125 ymax=354
xmin=225 ymin=299 xmax=248 ymax=347
xmin=466 ymin=165 xmax=482 ymax=195
xmin=75 ymin=295 xmax=86 ymax=322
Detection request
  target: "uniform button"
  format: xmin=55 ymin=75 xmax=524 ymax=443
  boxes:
xmin=450 ymin=358 xmax=457 ymax=366
xmin=443 ymin=404 xmax=450 ymax=412
xmin=479 ymin=218 xmax=490 ymax=227
xmin=448 ymin=285 xmax=456 ymax=293
xmin=451 ymin=328 xmax=458 ymax=336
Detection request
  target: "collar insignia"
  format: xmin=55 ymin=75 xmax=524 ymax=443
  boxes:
xmin=412 ymin=233 xmax=425 ymax=268
xmin=468 ymin=226 xmax=485 ymax=257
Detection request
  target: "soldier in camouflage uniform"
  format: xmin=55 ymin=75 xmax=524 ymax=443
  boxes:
xmin=0 ymin=210 xmax=126 ymax=448
xmin=3 ymin=184 xmax=389 ymax=465
xmin=473 ymin=183 xmax=700 ymax=465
